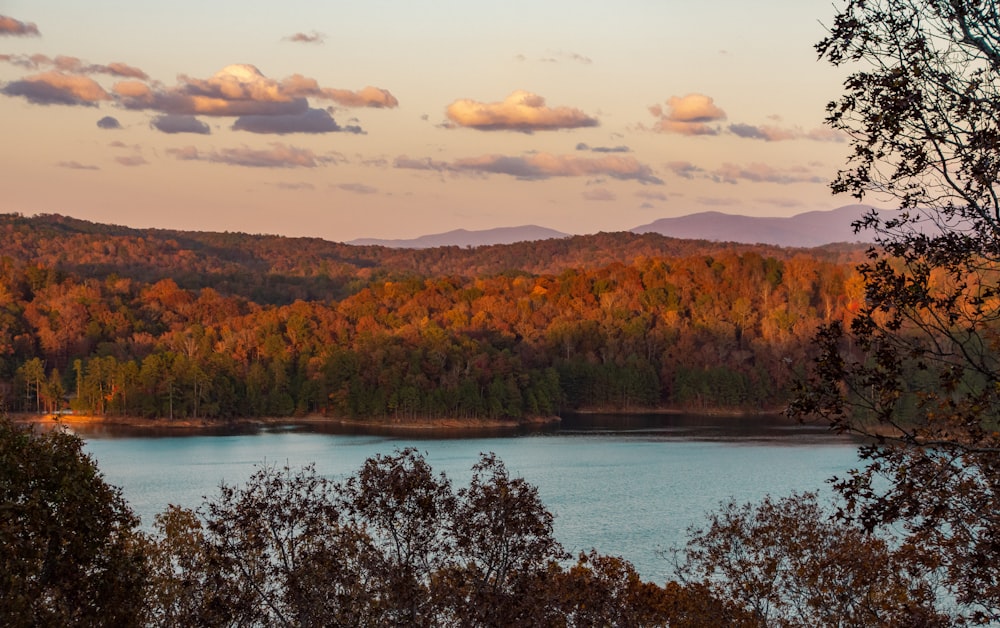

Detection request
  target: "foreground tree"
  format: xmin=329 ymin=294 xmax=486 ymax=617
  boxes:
xmin=0 ymin=417 xmax=148 ymax=627
xmin=147 ymin=449 xmax=728 ymax=626
xmin=791 ymin=1 xmax=1000 ymax=622
xmin=147 ymin=464 xmax=381 ymax=627
xmin=674 ymin=493 xmax=946 ymax=626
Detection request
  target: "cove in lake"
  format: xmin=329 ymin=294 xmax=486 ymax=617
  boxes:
xmin=81 ymin=413 xmax=861 ymax=583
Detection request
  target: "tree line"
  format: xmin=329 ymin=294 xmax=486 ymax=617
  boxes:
xmin=0 ymin=244 xmax=863 ymax=419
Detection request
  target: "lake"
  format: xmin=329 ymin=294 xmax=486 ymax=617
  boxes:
xmin=80 ymin=413 xmax=861 ymax=583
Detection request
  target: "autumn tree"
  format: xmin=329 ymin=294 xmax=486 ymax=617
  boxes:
xmin=146 ymin=464 xmax=377 ymax=627
xmin=0 ymin=417 xmax=149 ymax=627
xmin=791 ymin=1 xmax=1000 ymax=621
xmin=673 ymin=493 xmax=947 ymax=626
xmin=145 ymin=449 xmax=723 ymax=626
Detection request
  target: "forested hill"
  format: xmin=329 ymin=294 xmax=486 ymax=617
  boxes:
xmin=0 ymin=213 xmax=867 ymax=305
xmin=1 ymin=212 xmax=868 ymax=420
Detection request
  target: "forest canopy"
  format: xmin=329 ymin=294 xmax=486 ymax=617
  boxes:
xmin=0 ymin=213 xmax=867 ymax=420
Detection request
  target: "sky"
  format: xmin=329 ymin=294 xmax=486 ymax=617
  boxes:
xmin=0 ymin=1 xmax=853 ymax=242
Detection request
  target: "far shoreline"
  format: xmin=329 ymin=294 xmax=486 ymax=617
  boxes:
xmin=8 ymin=406 xmax=793 ymax=435
xmin=9 ymin=411 xmax=563 ymax=434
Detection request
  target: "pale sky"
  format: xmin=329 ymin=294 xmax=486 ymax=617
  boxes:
xmin=0 ymin=1 xmax=851 ymax=241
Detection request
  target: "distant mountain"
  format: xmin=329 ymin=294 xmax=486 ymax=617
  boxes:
xmin=631 ymin=205 xmax=878 ymax=247
xmin=348 ymin=225 xmax=570 ymax=249
xmin=350 ymin=206 xmax=880 ymax=250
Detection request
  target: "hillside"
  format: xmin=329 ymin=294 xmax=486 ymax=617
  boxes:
xmin=0 ymin=212 xmax=871 ymax=421
xmin=0 ymin=213 xmax=868 ymax=305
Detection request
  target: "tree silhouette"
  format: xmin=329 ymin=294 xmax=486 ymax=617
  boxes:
xmin=0 ymin=418 xmax=148 ymax=627
xmin=791 ymin=1 xmax=1000 ymax=621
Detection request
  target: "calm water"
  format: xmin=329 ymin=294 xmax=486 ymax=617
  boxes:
xmin=80 ymin=414 xmax=860 ymax=583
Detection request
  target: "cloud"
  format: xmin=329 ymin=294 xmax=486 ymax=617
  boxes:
xmin=635 ymin=190 xmax=667 ymax=201
xmin=50 ymin=55 xmax=148 ymax=79
xmin=803 ymin=127 xmax=846 ymax=142
xmin=757 ymin=197 xmax=805 ymax=208
xmin=321 ymin=86 xmax=398 ymax=108
xmin=232 ymin=108 xmax=363 ymax=134
xmin=576 ymin=142 xmax=630 ymax=153
xmin=665 ymin=161 xmax=704 ymax=179
xmin=582 ymin=187 xmax=616 ymax=201
xmin=151 ymin=114 xmax=211 ymax=134
xmin=0 ymin=15 xmax=39 ymax=36
xmin=393 ymin=156 xmax=451 ymax=172
xmin=115 ymin=65 xmax=398 ymax=117
xmin=112 ymin=80 xmax=153 ymax=100
xmin=728 ymin=122 xmax=846 ymax=142
xmin=335 ymin=182 xmax=378 ymax=194
xmin=284 ymin=31 xmax=325 ymax=44
xmin=57 ymin=160 xmax=99 ymax=170
xmin=396 ymin=152 xmax=662 ymax=184
xmin=518 ymin=51 xmax=592 ymax=64
xmin=697 ymin=197 xmax=739 ymax=207
xmin=280 ymin=75 xmax=398 ymax=108
xmin=102 ymin=62 xmax=148 ymax=79
xmin=167 ymin=143 xmax=326 ymax=168
xmin=116 ymin=65 xmax=307 ymax=116
xmin=1 ymin=72 xmax=110 ymax=106
xmin=97 ymin=116 xmax=121 ymax=129
xmin=271 ymin=182 xmax=315 ymax=190
xmin=1 ymin=54 xmax=147 ymax=78
xmin=456 ymin=154 xmax=660 ymax=183
xmin=116 ymin=155 xmax=149 ymax=167
xmin=649 ymin=94 xmax=726 ymax=135
xmin=564 ymin=52 xmax=592 ymax=64
xmin=711 ymin=162 xmax=825 ymax=185
xmin=446 ymin=90 xmax=598 ymax=132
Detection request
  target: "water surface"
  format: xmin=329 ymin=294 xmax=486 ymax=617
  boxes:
xmin=81 ymin=413 xmax=860 ymax=583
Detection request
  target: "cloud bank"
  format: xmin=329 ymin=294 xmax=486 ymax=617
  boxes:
xmin=446 ymin=91 xmax=598 ymax=132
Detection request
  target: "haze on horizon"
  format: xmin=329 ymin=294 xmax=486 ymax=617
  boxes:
xmin=1 ymin=1 xmax=853 ymax=242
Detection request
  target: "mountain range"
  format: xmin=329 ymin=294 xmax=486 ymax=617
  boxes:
xmin=348 ymin=205 xmax=878 ymax=249
xmin=348 ymin=225 xmax=570 ymax=248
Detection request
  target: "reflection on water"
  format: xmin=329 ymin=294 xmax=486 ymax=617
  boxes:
xmin=67 ymin=411 xmax=848 ymax=442
xmin=556 ymin=412 xmax=843 ymax=442
xmin=79 ymin=413 xmax=860 ymax=583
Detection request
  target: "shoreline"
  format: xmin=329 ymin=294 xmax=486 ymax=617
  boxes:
xmin=9 ymin=412 xmax=564 ymax=433
xmin=9 ymin=406 xmax=799 ymax=436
